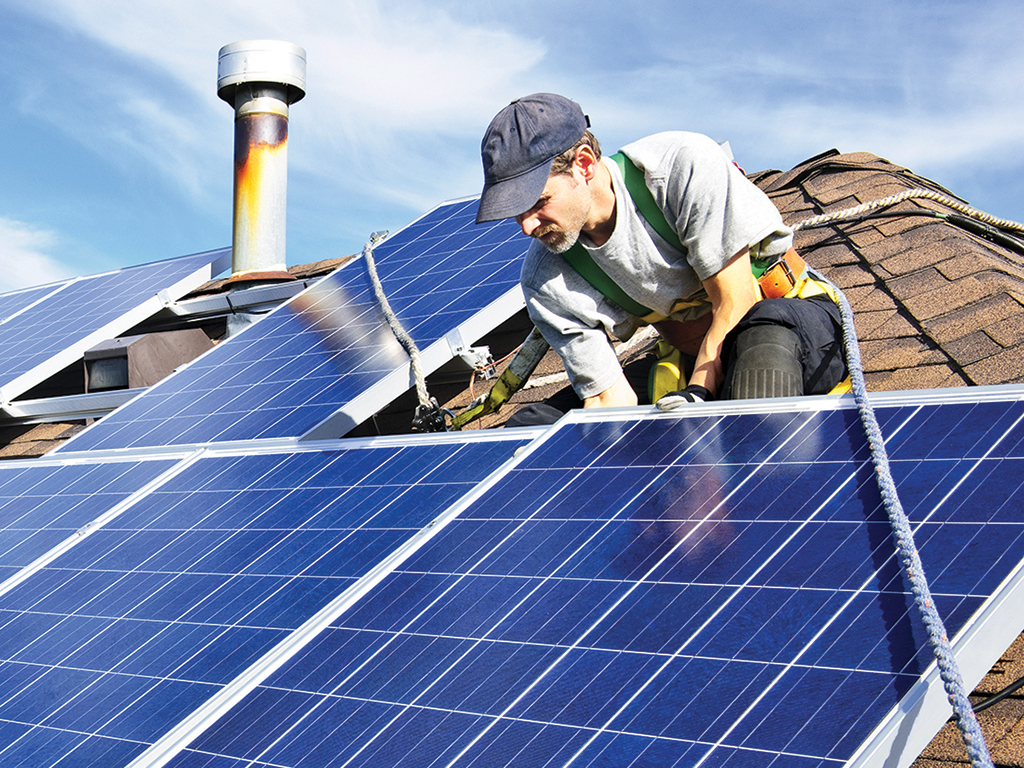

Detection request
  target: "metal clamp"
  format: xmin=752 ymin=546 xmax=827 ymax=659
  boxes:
xmin=446 ymin=330 xmax=496 ymax=379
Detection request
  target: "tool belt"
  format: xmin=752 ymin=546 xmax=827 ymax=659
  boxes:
xmin=753 ymin=248 xmax=840 ymax=304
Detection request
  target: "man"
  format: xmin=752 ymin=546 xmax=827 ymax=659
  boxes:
xmin=476 ymin=93 xmax=846 ymax=421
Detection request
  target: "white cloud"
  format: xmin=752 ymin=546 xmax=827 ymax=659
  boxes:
xmin=7 ymin=0 xmax=1024 ymax=266
xmin=0 ymin=218 xmax=75 ymax=291
xmin=570 ymin=1 xmax=1024 ymax=183
xmin=17 ymin=0 xmax=544 ymax=131
xmin=9 ymin=0 xmax=547 ymax=221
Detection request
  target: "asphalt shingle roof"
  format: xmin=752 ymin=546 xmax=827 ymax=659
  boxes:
xmin=760 ymin=149 xmax=1024 ymax=392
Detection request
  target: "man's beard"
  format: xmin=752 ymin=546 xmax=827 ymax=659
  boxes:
xmin=533 ymin=179 xmax=590 ymax=253
xmin=533 ymin=224 xmax=582 ymax=254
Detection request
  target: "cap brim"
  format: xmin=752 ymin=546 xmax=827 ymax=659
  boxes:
xmin=475 ymin=160 xmax=553 ymax=224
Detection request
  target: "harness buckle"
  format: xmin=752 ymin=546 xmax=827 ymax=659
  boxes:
xmin=758 ymin=249 xmax=807 ymax=299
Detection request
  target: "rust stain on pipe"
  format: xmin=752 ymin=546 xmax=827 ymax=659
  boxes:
xmin=228 ymin=110 xmax=294 ymax=285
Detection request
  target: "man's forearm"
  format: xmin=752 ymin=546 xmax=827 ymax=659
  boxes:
xmin=583 ymin=373 xmax=638 ymax=408
xmin=689 ymin=323 xmax=729 ymax=396
xmin=690 ymin=249 xmax=758 ymax=398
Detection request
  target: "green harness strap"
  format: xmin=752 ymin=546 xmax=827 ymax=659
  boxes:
xmin=560 ymin=153 xmax=668 ymax=319
xmin=611 ymin=152 xmax=684 ymax=251
xmin=561 ymin=151 xmax=774 ymax=319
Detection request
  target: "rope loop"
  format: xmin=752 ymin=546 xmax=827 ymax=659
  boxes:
xmin=362 ymin=241 xmax=447 ymax=431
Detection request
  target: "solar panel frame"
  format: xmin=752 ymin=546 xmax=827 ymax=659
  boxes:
xmin=0 ymin=248 xmax=231 ymax=408
xmin=301 ymin=282 xmax=525 ymax=440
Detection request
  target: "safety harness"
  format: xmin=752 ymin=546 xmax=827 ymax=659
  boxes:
xmin=451 ymin=150 xmax=852 ymax=429
xmin=561 ymin=152 xmax=850 ymax=400
xmin=566 ymin=152 xmax=843 ymax=315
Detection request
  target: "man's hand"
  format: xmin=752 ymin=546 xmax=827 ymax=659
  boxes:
xmin=656 ymin=385 xmax=711 ymax=411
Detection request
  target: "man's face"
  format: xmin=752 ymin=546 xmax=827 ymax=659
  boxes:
xmin=514 ymin=170 xmax=591 ymax=254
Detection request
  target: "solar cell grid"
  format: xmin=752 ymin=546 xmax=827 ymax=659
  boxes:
xmin=0 ymin=458 xmax=177 ymax=585
xmin=0 ymin=435 xmax=526 ymax=767
xmin=167 ymin=397 xmax=1024 ymax=768
xmin=59 ymin=201 xmax=528 ymax=453
xmin=0 ymin=283 xmax=67 ymax=326
xmin=881 ymin=399 xmax=1024 ymax=461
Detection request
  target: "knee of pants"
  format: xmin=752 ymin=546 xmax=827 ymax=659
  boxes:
xmin=723 ymin=324 xmax=803 ymax=399
xmin=722 ymin=298 xmax=846 ymax=398
xmin=734 ymin=298 xmax=805 ymax=330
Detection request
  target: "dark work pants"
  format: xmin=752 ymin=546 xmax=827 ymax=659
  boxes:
xmin=506 ymin=295 xmax=846 ymax=427
xmin=717 ymin=294 xmax=846 ymax=399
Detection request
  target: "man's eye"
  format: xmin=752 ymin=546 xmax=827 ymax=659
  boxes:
xmin=519 ymin=203 xmax=543 ymax=221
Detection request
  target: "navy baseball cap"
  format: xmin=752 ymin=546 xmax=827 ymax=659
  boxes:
xmin=476 ymin=93 xmax=589 ymax=223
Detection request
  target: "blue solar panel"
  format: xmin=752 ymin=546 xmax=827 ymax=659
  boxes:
xmin=0 ymin=434 xmax=526 ymax=766
xmin=56 ymin=201 xmax=527 ymax=453
xmin=0 ymin=249 xmax=229 ymax=404
xmin=0 ymin=458 xmax=178 ymax=585
xmin=0 ymin=283 xmax=67 ymax=325
xmin=156 ymin=395 xmax=1024 ymax=768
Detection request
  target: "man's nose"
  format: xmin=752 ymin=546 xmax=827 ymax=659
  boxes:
xmin=517 ymin=212 xmax=540 ymax=237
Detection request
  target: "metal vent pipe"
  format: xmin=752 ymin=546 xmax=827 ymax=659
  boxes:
xmin=217 ymin=40 xmax=306 ymax=286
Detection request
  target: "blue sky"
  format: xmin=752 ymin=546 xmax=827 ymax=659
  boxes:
xmin=1 ymin=0 xmax=1022 ymax=292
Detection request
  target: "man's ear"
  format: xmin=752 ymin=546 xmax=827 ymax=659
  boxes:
xmin=574 ymin=145 xmax=599 ymax=181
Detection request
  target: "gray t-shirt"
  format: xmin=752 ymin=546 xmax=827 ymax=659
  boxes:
xmin=521 ymin=130 xmax=793 ymax=399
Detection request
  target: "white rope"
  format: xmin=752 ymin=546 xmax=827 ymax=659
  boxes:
xmin=793 ymin=188 xmax=1024 ymax=233
xmin=362 ymin=241 xmax=432 ymax=409
xmin=521 ymin=372 xmax=569 ymax=391
xmin=834 ymin=285 xmax=994 ymax=767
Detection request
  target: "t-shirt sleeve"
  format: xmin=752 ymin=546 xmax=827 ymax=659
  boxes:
xmin=520 ymin=245 xmax=636 ymax=400
xmin=629 ymin=133 xmax=791 ymax=281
